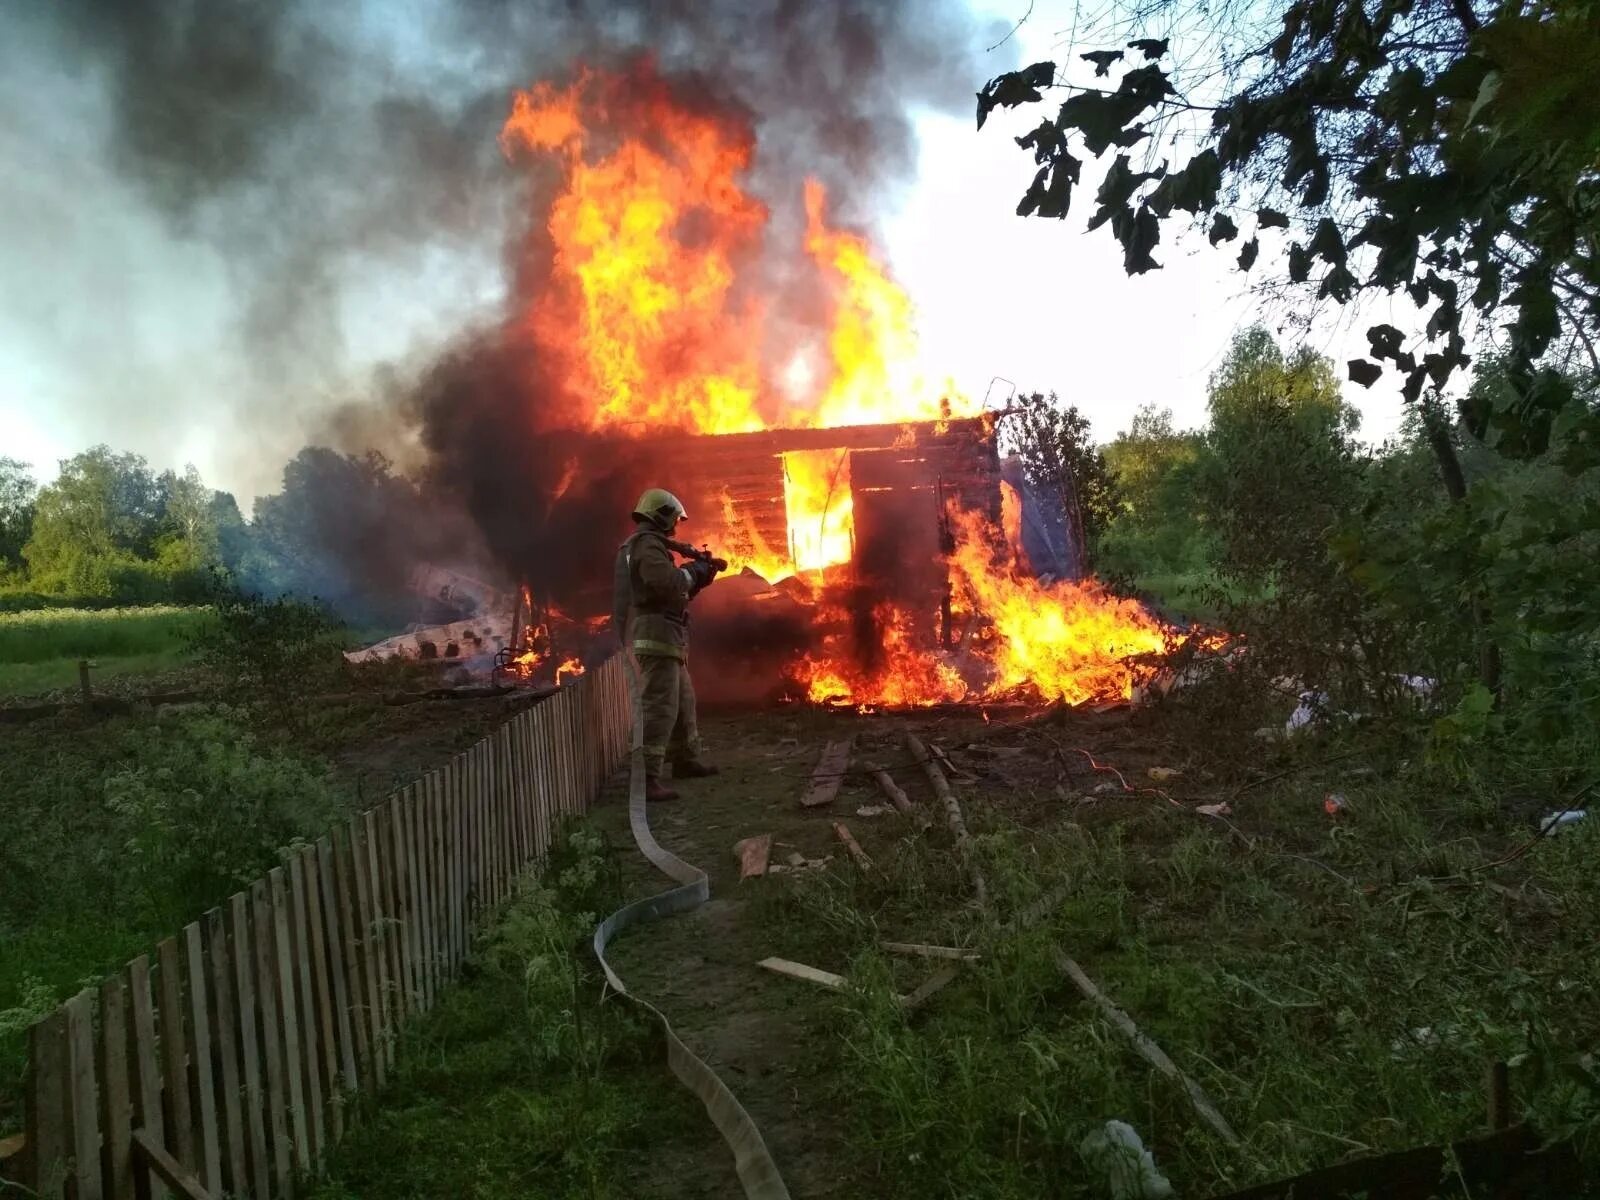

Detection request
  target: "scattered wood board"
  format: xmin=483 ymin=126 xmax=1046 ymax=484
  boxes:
xmin=903 ymin=729 xmax=988 ymax=908
xmin=881 ymin=942 xmax=981 ymax=962
xmin=832 ymin=822 xmax=873 ymax=870
xmin=800 ymin=739 xmax=854 ymax=808
xmin=1053 ymin=948 xmax=1240 ymax=1145
xmin=734 ymin=835 xmax=772 ymax=879
xmin=901 ymin=965 xmax=962 ymax=1012
xmin=872 ymin=769 xmax=930 ymax=828
xmin=757 ymin=958 xmax=846 ymax=991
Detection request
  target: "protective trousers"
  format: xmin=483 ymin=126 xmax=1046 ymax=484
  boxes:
xmin=637 ymin=653 xmax=701 ymax=778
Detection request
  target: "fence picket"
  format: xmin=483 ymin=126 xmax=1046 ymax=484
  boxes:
xmin=153 ymin=939 xmax=192 ymax=1172
xmin=64 ymin=990 xmax=102 ymax=1200
xmin=126 ymin=956 xmax=168 ymax=1200
xmin=180 ymin=925 xmax=221 ymax=1192
xmin=286 ymin=855 xmax=325 ymax=1165
xmin=19 ymin=658 xmax=636 ymax=1200
xmin=298 ymin=845 xmax=343 ymax=1143
xmin=97 ymin=974 xmax=133 ymax=1200
xmin=268 ymin=868 xmax=310 ymax=1176
xmin=203 ymin=909 xmax=247 ymax=1195
xmin=362 ymin=809 xmax=395 ymax=1062
xmin=248 ymin=881 xmax=291 ymax=1198
xmin=229 ymin=894 xmax=270 ymax=1200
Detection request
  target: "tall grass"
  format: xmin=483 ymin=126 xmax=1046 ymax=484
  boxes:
xmin=0 ymin=605 xmax=211 ymax=665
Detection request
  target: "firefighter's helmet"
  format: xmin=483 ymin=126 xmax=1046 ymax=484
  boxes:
xmin=632 ymin=488 xmax=688 ymax=529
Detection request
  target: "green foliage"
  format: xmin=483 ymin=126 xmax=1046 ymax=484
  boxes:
xmin=102 ymin=712 xmax=347 ymax=926
xmin=0 ymin=604 xmax=211 ymax=696
xmin=0 ymin=458 xmax=35 ymax=572
xmin=189 ymin=583 xmax=347 ymax=731
xmin=981 ymin=0 xmax=1600 ymax=462
xmin=1097 ymin=405 xmax=1214 ymax=592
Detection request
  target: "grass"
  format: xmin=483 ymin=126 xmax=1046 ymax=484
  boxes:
xmin=0 ymin=605 xmax=210 ymax=696
xmin=306 ymin=823 xmax=710 ymax=1200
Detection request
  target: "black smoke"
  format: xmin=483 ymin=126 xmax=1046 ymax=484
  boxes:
xmin=20 ymin=0 xmax=1014 ymax=619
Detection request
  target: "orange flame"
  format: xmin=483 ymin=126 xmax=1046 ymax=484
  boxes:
xmin=498 ymin=64 xmax=1197 ymax=707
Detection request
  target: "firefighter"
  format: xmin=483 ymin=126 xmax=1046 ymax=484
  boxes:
xmin=613 ymin=488 xmax=723 ymax=802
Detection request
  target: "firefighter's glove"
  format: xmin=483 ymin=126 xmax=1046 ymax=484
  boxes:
xmin=683 ymin=558 xmax=719 ymax=597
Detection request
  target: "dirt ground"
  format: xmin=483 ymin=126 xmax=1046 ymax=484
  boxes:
xmin=588 ymin=701 xmax=1168 ymax=1198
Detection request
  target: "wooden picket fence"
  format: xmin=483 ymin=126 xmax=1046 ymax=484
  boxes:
xmin=14 ymin=654 xmax=631 ymax=1200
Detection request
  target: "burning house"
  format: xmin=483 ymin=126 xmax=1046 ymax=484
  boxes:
xmin=354 ymin=61 xmax=1194 ymax=708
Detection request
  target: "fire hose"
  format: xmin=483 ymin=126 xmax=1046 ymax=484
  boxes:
xmin=590 ymin=652 xmax=791 ymax=1198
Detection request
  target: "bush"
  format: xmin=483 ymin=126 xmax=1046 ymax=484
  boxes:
xmin=102 ymin=711 xmax=348 ymax=925
xmin=189 ymin=583 xmax=347 ymax=730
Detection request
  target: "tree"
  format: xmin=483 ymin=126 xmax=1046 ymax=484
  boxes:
xmin=23 ymin=447 xmax=162 ymax=595
xmin=1097 ymin=405 xmax=1213 ymax=581
xmin=978 ymin=0 xmax=1600 ymax=473
xmin=0 ymin=458 xmax=36 ymax=571
xmin=1003 ymin=391 xmax=1115 ymax=569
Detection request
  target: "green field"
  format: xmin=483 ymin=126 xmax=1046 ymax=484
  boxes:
xmin=0 ymin=605 xmax=211 ymax=696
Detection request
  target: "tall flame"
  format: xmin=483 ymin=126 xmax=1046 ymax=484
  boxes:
xmin=499 ymin=63 xmax=1196 ymax=707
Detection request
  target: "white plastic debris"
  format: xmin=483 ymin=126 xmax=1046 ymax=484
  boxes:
xmin=855 ymin=805 xmax=893 ymax=818
xmin=1540 ymin=809 xmax=1588 ymax=835
xmin=1078 ymin=1120 xmax=1174 ymax=1200
xmin=1196 ymin=802 xmax=1232 ymax=818
xmin=1285 ymin=690 xmax=1329 ymax=734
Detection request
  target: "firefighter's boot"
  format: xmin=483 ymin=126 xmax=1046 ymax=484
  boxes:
xmin=671 ymin=758 xmax=720 ymax=779
xmin=644 ymin=775 xmax=679 ymax=802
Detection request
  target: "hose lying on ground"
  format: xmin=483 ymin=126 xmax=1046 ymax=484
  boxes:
xmin=590 ymin=653 xmax=791 ymax=1200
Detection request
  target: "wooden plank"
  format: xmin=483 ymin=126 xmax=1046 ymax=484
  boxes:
xmin=401 ymin=789 xmax=429 ymax=1012
xmin=348 ymin=821 xmax=386 ymax=1091
xmin=832 ymin=822 xmax=874 ymax=871
xmin=285 ymin=855 xmax=325 ymax=1164
xmin=247 ymin=884 xmax=290 ymax=1197
xmin=26 ymin=1008 xmax=68 ymax=1198
xmin=181 ymin=925 xmax=221 ymax=1193
xmin=881 ymin=942 xmax=982 ymax=962
xmin=314 ymin=838 xmax=359 ymax=1099
xmin=419 ymin=779 xmax=440 ymax=1003
xmin=327 ymin=833 xmax=369 ymax=1091
xmin=297 ymin=845 xmax=343 ymax=1144
xmin=125 ymin=955 xmax=168 ymax=1200
xmin=900 ymin=965 xmax=962 ymax=1013
xmin=734 ymin=835 xmax=772 ymax=879
xmin=375 ymin=806 xmax=406 ymax=1049
xmin=227 ymin=894 xmax=269 ymax=1200
xmin=267 ymin=868 xmax=310 ymax=1175
xmin=64 ymin=989 xmax=104 ymax=1200
xmin=202 ymin=910 xmax=246 ymax=1196
xmin=1052 ymin=948 xmax=1240 ymax=1145
xmin=755 ymin=958 xmax=846 ymax=991
xmin=98 ymin=975 xmax=134 ymax=1200
xmin=428 ymin=770 xmax=447 ymax=983
xmin=871 ymin=769 xmax=929 ymax=828
xmin=800 ymin=739 xmax=854 ymax=808
xmin=154 ymin=938 xmax=193 ymax=1171
xmin=359 ymin=810 xmax=394 ymax=1071
xmin=384 ymin=797 xmax=417 ymax=1016
xmin=902 ymin=729 xmax=988 ymax=908
xmin=131 ymin=1129 xmax=214 ymax=1200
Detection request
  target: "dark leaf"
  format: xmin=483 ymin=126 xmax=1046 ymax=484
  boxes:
xmin=1366 ymin=323 xmax=1405 ymax=360
xmin=1257 ymin=207 xmax=1290 ymax=229
xmin=1318 ymin=262 xmax=1357 ymax=302
xmin=977 ymin=61 xmax=1057 ymax=130
xmin=1309 ymin=217 xmax=1346 ymax=266
xmin=1401 ymin=368 xmax=1426 ymax=404
xmin=1288 ymin=243 xmax=1311 ymax=283
xmin=1081 ymin=50 xmax=1124 ymax=77
xmin=1088 ymin=155 xmax=1158 ymax=230
xmin=1015 ymin=119 xmax=1067 ymax=163
xmin=1128 ymin=38 xmax=1169 ymax=60
xmin=1348 ymin=359 xmax=1383 ymax=387
xmin=1271 ymin=4 xmax=1305 ymax=63
xmin=1209 ymin=212 xmax=1239 ymax=245
xmin=1237 ymin=237 xmax=1259 ymax=270
xmin=1123 ymin=205 xmax=1162 ymax=274
xmin=1017 ymin=166 xmax=1051 ymax=217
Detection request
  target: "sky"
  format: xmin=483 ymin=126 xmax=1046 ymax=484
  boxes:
xmin=0 ymin=0 xmax=1415 ymax=508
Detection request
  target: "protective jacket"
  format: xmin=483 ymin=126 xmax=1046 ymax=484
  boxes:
xmin=613 ymin=527 xmax=692 ymax=660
